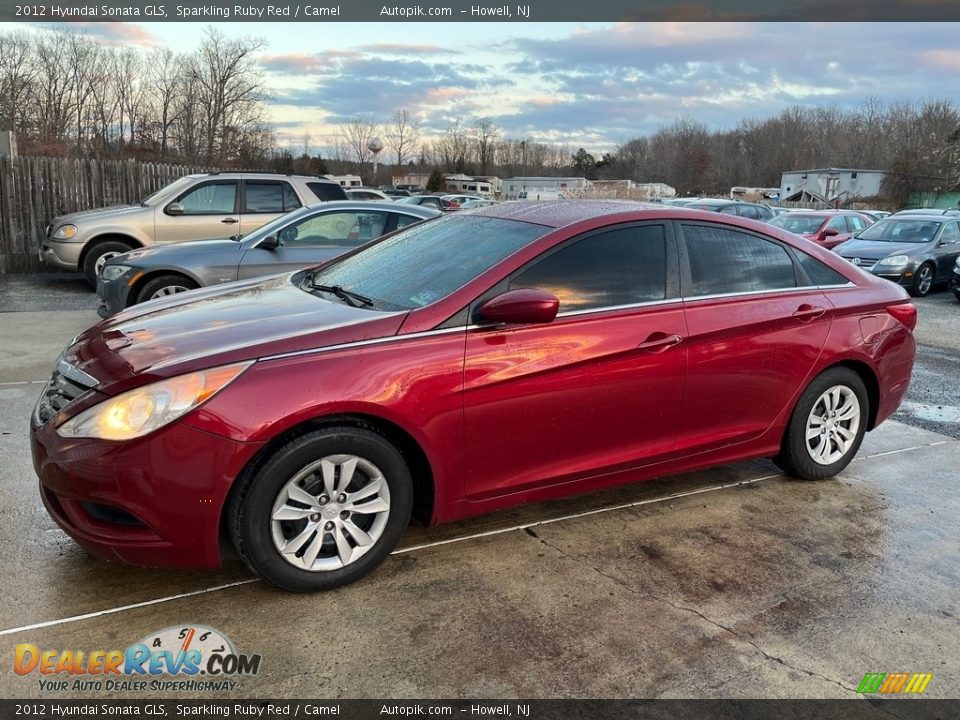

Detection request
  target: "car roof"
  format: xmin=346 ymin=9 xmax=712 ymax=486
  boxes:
xmin=470 ymin=199 xmax=666 ymax=227
xmin=303 ymin=200 xmax=439 ymax=216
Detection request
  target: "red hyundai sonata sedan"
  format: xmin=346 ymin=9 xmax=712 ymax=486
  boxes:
xmin=30 ymin=201 xmax=916 ymax=591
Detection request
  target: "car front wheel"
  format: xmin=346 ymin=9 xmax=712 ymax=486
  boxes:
xmin=137 ymin=274 xmax=199 ymax=305
xmin=228 ymin=426 xmax=413 ymax=592
xmin=910 ymin=263 xmax=935 ymax=297
xmin=774 ymin=367 xmax=868 ymax=480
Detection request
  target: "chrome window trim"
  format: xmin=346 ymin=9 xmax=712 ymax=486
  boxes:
xmin=554 ymin=297 xmax=680 ymax=319
xmin=682 ymin=283 xmax=853 ymax=303
xmin=260 ymin=325 xmax=469 ymax=362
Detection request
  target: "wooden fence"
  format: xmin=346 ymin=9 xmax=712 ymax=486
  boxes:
xmin=0 ymin=156 xmax=208 ymax=274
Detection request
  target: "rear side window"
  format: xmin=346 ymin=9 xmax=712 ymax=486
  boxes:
xmin=682 ymin=224 xmax=797 ymax=296
xmin=738 ymin=205 xmax=761 ymax=220
xmin=510 ymin=225 xmax=667 ymax=313
xmin=795 ymin=252 xmax=850 ymax=286
xmin=307 ymin=182 xmax=349 ymax=202
xmin=245 ymin=181 xmax=301 ymax=213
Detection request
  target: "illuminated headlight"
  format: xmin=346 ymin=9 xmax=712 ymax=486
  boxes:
xmin=57 ymin=362 xmax=251 ymax=440
xmin=99 ymin=264 xmax=131 ymax=281
xmin=877 ymin=255 xmax=910 ymax=266
xmin=52 ymin=224 xmax=78 ymax=240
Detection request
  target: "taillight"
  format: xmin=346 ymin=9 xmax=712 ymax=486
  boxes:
xmin=887 ymin=302 xmax=917 ymax=332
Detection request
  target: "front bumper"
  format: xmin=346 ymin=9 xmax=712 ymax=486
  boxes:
xmin=31 ymin=412 xmax=264 ymax=569
xmin=38 ymin=240 xmax=82 ymax=271
xmin=96 ymin=270 xmax=138 ymax=318
xmin=840 ymin=258 xmax=914 ymax=288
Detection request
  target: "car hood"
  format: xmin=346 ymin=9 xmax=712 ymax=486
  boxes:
xmin=834 ymin=239 xmax=924 ymax=258
xmin=118 ymin=237 xmax=241 ymax=266
xmin=52 ymin=204 xmax=148 ymax=226
xmin=65 ymin=274 xmax=406 ymax=395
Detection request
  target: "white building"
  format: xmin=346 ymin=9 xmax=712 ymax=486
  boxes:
xmin=780 ymin=168 xmax=887 ymax=203
xmin=502 ymin=177 xmax=592 ymax=199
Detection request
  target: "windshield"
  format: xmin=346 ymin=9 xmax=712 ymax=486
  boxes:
xmin=769 ymin=214 xmax=827 ymax=234
xmin=141 ymin=176 xmax=201 ymax=206
xmin=857 ymin=218 xmax=942 ymax=243
xmin=302 ymin=214 xmax=550 ymax=310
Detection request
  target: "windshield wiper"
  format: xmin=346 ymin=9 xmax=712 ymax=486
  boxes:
xmin=305 ymin=277 xmax=373 ymax=307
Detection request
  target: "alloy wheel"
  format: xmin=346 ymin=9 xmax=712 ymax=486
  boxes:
xmin=148 ymin=285 xmax=191 ymax=299
xmin=805 ymin=385 xmax=861 ymax=465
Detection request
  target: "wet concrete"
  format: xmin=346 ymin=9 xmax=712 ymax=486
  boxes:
xmin=0 ymin=294 xmax=958 ymax=700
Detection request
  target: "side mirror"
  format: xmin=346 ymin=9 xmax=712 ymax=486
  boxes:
xmin=165 ymin=202 xmax=185 ymax=216
xmin=823 ymin=227 xmax=840 ymax=237
xmin=476 ymin=288 xmax=559 ymax=325
xmin=258 ymin=234 xmax=280 ymax=250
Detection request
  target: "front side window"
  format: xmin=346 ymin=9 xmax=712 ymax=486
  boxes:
xmin=509 ymin=225 xmax=667 ymax=313
xmin=177 ymin=181 xmax=237 ymax=215
xmin=826 ymin=216 xmax=848 ymax=231
xmin=939 ymin=222 xmax=959 ymax=244
xmin=683 ymin=224 xmax=797 ymax=296
xmin=847 ymin=215 xmax=868 ymax=233
xmin=282 ymin=211 xmax=389 ymax=247
xmin=304 ymin=214 xmax=550 ymax=310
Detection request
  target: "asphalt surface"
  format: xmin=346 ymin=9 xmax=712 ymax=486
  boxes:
xmin=0 ymin=274 xmax=958 ymax=700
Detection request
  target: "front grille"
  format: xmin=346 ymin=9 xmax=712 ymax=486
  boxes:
xmin=34 ymin=359 xmax=96 ymax=425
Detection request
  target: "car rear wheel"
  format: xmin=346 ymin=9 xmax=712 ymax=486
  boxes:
xmin=228 ymin=426 xmax=413 ymax=592
xmin=83 ymin=240 xmax=134 ymax=287
xmin=910 ymin=263 xmax=935 ymax=297
xmin=774 ymin=367 xmax=868 ymax=480
xmin=137 ymin=274 xmax=199 ymax=305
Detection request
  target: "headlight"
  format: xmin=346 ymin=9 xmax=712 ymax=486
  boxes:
xmin=52 ymin=224 xmax=78 ymax=240
xmin=57 ymin=362 xmax=251 ymax=440
xmin=878 ymin=255 xmax=910 ymax=266
xmin=99 ymin=264 xmax=131 ymax=281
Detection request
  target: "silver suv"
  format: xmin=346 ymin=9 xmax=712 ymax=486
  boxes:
xmin=40 ymin=172 xmax=347 ymax=285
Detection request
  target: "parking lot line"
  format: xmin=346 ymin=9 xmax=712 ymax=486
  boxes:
xmin=0 ymin=437 xmax=952 ymax=638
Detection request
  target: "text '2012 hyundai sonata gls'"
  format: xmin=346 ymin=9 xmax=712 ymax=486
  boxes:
xmin=31 ymin=201 xmax=916 ymax=592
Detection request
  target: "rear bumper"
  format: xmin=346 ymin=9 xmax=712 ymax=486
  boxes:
xmin=31 ymin=416 xmax=264 ymax=569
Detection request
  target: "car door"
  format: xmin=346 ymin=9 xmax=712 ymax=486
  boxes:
xmin=674 ymin=221 xmax=833 ymax=456
xmin=463 ymin=222 xmax=687 ymax=500
xmin=155 ymin=179 xmax=239 ymax=244
xmin=237 ymin=208 xmax=393 ymax=279
xmin=239 ymin=179 xmax=302 ymax=236
xmin=934 ymin=221 xmax=960 ymax=280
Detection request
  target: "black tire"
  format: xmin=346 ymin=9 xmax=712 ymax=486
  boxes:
xmin=773 ymin=367 xmax=869 ymax=480
xmin=909 ymin=262 xmax=935 ymax=298
xmin=227 ymin=426 xmax=414 ymax=592
xmin=83 ymin=240 xmax=134 ymax=287
xmin=136 ymin=274 xmax=199 ymax=305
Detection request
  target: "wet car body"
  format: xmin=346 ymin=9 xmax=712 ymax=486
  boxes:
xmin=31 ymin=202 xmax=917 ymax=589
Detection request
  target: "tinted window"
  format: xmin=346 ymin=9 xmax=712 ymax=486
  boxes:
xmin=683 ymin=224 xmax=797 ymax=296
xmin=245 ymin=181 xmax=300 ymax=213
xmin=177 ymin=181 xmax=236 ymax=214
xmin=795 ymin=252 xmax=850 ymax=286
xmin=394 ymin=213 xmax=423 ymax=229
xmin=307 ymin=182 xmax=348 ymax=202
xmin=281 ymin=211 xmax=389 ymax=247
xmin=510 ymin=226 xmax=667 ymax=312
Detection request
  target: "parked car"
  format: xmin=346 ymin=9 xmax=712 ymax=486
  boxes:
xmin=459 ymin=198 xmax=500 ymax=209
xmin=442 ymin=193 xmax=485 ymax=206
xmin=345 ymin=188 xmax=394 ymax=202
xmin=860 ymin=210 xmax=891 ymax=222
xmin=381 ymin=188 xmax=412 ymax=198
xmin=685 ymin=198 xmax=775 ymax=221
xmin=893 ymin=208 xmax=960 ymax=217
xmin=396 ymin=194 xmax=461 ymax=211
xmin=660 ymin=197 xmax=701 ymax=206
xmin=767 ymin=210 xmax=874 ymax=250
xmin=32 ymin=201 xmax=916 ymax=591
xmin=40 ymin=172 xmax=347 ymax=286
xmin=768 ymin=207 xmax=793 ymax=217
xmin=834 ymin=214 xmax=960 ymax=296
xmin=96 ymin=201 xmax=440 ymax=317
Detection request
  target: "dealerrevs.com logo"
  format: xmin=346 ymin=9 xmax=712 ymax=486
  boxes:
xmin=14 ymin=625 xmax=261 ymax=693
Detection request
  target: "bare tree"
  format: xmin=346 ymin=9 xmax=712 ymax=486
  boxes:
xmin=471 ymin=118 xmax=500 ymax=175
xmin=385 ymin=109 xmax=421 ymax=168
xmin=338 ymin=114 xmax=380 ymax=168
xmin=0 ymin=31 xmax=36 ymax=133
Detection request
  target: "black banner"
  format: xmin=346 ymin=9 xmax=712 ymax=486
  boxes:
xmin=2 ymin=0 xmax=960 ymax=22
xmin=2 ymin=700 xmax=960 ymax=720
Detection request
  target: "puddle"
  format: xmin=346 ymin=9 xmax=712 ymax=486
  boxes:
xmin=899 ymin=401 xmax=960 ymax=423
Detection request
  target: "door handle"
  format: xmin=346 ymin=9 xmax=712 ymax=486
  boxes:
xmin=793 ymin=304 xmax=826 ymax=321
xmin=637 ymin=332 xmax=683 ymax=352
xmin=221 ymin=217 xmax=239 ymax=225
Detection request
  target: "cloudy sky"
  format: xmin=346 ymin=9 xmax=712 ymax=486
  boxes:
xmin=10 ymin=21 xmax=960 ymax=152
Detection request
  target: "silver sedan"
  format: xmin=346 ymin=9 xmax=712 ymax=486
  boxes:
xmin=96 ymin=201 xmax=440 ymax=317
